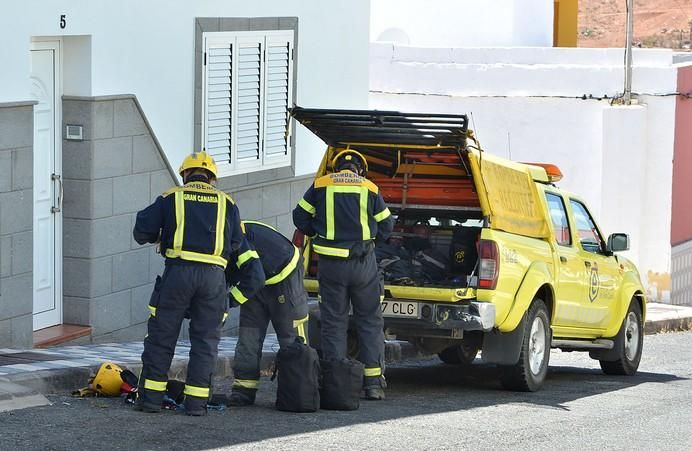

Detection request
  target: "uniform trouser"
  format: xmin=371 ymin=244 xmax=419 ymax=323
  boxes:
xmin=318 ymin=251 xmax=385 ymax=387
xmin=139 ymin=263 xmax=226 ymax=406
xmin=232 ymin=263 xmax=309 ymax=396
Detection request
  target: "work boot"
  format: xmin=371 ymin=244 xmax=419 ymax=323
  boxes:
xmin=364 ymin=386 xmax=385 ymax=401
xmin=227 ymin=389 xmax=256 ymax=407
xmin=183 ymin=397 xmax=207 ymax=416
xmin=133 ymin=389 xmax=163 ymax=413
xmin=133 ymin=398 xmax=161 ymax=413
xmin=363 ymin=375 xmax=386 ymax=401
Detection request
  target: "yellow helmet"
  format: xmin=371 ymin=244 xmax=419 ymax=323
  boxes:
xmin=179 ymin=151 xmax=218 ymax=178
xmin=331 ymin=149 xmax=368 ymax=176
xmin=91 ymin=362 xmax=124 ymax=396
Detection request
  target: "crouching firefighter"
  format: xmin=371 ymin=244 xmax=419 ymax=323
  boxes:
xmin=292 ymin=149 xmax=394 ymax=400
xmin=132 ymin=151 xmax=265 ymax=416
xmin=226 ymin=220 xmax=309 ymax=406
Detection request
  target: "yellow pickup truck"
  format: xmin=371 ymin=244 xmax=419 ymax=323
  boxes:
xmin=291 ymin=107 xmax=645 ymax=392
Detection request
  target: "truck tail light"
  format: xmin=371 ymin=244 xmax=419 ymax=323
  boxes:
xmin=478 ymin=239 xmax=499 ymax=289
xmin=292 ymin=229 xmax=305 ymax=249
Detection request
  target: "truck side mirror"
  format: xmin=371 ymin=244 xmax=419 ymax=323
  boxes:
xmin=607 ymin=233 xmax=629 ymax=253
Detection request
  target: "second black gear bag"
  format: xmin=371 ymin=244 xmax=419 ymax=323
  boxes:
xmin=319 ymin=358 xmax=364 ymax=411
xmin=274 ymin=338 xmax=320 ymax=412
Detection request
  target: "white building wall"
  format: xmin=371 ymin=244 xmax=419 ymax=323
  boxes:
xmin=370 ymin=44 xmax=676 ymax=296
xmin=371 ymin=0 xmax=553 ymax=47
xmin=1 ymin=0 xmax=371 ymax=176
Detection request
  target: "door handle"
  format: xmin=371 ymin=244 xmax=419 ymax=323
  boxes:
xmin=51 ymin=173 xmax=63 ymax=213
xmin=559 ymin=256 xmax=567 ymax=263
xmin=584 ymin=261 xmax=591 ymax=268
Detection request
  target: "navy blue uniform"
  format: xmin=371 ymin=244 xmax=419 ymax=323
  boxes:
xmin=293 ymin=170 xmax=394 ymax=386
xmin=226 ymin=221 xmax=308 ymax=404
xmin=134 ymin=180 xmax=265 ymax=411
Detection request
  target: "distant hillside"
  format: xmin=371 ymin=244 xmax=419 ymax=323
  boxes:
xmin=579 ymin=0 xmax=692 ymax=49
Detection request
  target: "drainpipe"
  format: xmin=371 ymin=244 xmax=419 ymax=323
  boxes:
xmin=624 ymin=0 xmax=634 ymax=105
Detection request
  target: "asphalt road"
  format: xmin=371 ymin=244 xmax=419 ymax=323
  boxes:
xmin=2 ymin=331 xmax=691 ymax=451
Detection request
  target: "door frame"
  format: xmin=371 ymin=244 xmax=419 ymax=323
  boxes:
xmin=31 ymin=38 xmax=63 ymax=331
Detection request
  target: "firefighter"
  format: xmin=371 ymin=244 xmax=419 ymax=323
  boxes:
xmin=226 ymin=220 xmax=309 ymax=406
xmin=292 ymin=149 xmax=394 ymax=400
xmin=133 ymin=151 xmax=265 ymax=416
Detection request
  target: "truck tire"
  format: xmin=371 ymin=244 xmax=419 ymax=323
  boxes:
xmin=599 ymin=300 xmax=643 ymax=376
xmin=499 ymin=299 xmax=551 ymax=392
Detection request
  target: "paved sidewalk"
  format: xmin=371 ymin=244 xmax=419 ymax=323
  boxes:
xmin=1 ymin=302 xmax=690 ymax=412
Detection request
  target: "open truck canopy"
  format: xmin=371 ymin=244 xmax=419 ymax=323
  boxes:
xmin=291 ymin=107 xmax=549 ymax=239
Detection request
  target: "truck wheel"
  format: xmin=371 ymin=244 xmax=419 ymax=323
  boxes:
xmin=438 ymin=342 xmax=480 ymax=365
xmin=599 ymin=300 xmax=643 ymax=376
xmin=500 ymin=299 xmax=551 ymax=392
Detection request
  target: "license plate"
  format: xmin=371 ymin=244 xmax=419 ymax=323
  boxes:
xmin=381 ymin=300 xmax=419 ymax=318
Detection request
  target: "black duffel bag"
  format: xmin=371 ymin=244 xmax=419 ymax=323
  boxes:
xmin=320 ymin=359 xmax=364 ymax=411
xmin=274 ymin=338 xmax=320 ymax=412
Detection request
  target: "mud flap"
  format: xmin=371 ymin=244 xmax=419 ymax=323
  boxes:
xmin=481 ymin=313 xmax=527 ymax=365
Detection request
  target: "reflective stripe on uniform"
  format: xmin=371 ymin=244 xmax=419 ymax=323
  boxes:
xmin=213 ymin=194 xmax=227 ymax=257
xmin=313 ymin=244 xmax=349 ymax=258
xmin=173 ymin=192 xmax=185 ymax=251
xmin=233 ymin=379 xmax=259 ymax=389
xmin=326 ymin=185 xmax=371 ymax=241
xmin=144 ymin=379 xmax=167 ymax=392
xmin=148 ymin=305 xmax=157 ymax=317
xmin=265 ymin=246 xmax=300 ymax=285
xmin=242 ymin=220 xmax=277 ymax=231
xmin=293 ymin=314 xmax=309 ymax=343
xmin=236 ymin=249 xmax=260 ymax=268
xmin=364 ymin=367 xmax=382 ymax=377
xmin=326 ymin=186 xmax=336 ymax=240
xmin=374 ymin=207 xmax=391 ymax=222
xmin=183 ymin=384 xmax=209 ymax=398
xmin=298 ymin=198 xmax=316 ymax=215
xmin=169 ymin=190 xmax=228 ymax=268
xmin=230 ymin=286 xmax=249 ymax=304
xmin=359 ymin=187 xmax=370 ymax=240
xmin=165 ymin=248 xmax=228 ymax=267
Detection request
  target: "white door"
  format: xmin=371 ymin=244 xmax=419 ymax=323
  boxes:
xmin=31 ymin=41 xmax=63 ymax=331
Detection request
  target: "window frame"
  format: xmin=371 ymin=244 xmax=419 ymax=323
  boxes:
xmin=201 ymin=29 xmax=294 ymax=178
xmin=545 ymin=191 xmax=572 ymax=247
xmin=568 ymin=198 xmax=607 ymax=255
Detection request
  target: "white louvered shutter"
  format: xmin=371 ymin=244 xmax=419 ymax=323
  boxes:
xmin=262 ymin=34 xmax=294 ymax=162
xmin=234 ymin=37 xmax=263 ymax=164
xmin=204 ymin=42 xmax=232 ymax=164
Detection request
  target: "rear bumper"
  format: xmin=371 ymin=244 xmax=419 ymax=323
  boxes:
xmin=309 ymin=298 xmax=495 ymax=333
xmin=384 ymin=301 xmax=496 ymax=332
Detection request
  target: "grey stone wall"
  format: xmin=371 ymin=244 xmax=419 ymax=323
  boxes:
xmin=219 ymin=174 xmax=313 ymax=239
xmin=61 ymin=95 xmax=178 ymax=343
xmin=671 ymin=240 xmax=692 ymax=306
xmin=0 ymin=102 xmax=35 ymax=348
xmin=61 ymin=95 xmax=314 ymax=343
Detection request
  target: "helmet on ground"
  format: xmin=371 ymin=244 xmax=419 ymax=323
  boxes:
xmin=178 ymin=151 xmax=218 ymax=178
xmin=91 ymin=362 xmax=124 ymax=396
xmin=331 ymin=149 xmax=368 ymax=176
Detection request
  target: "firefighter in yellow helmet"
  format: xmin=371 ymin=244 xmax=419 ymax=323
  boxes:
xmin=133 ymin=151 xmax=265 ymax=415
xmin=293 ymin=149 xmax=394 ymax=400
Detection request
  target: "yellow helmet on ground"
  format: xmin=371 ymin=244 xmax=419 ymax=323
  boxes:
xmin=179 ymin=151 xmax=218 ymax=178
xmin=331 ymin=149 xmax=368 ymax=176
xmin=91 ymin=362 xmax=124 ymax=396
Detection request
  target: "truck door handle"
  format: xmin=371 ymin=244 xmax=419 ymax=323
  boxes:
xmin=559 ymin=256 xmax=567 ymax=263
xmin=584 ymin=261 xmax=591 ymax=268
